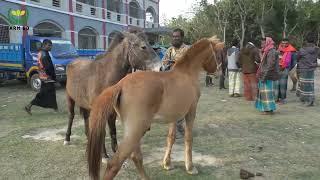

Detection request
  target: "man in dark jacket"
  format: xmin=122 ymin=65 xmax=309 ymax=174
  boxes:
xmin=25 ymin=39 xmax=58 ymax=115
xmin=239 ymin=42 xmax=260 ymax=101
xmin=296 ymin=33 xmax=320 ymax=106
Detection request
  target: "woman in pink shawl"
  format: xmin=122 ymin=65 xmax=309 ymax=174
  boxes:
xmin=255 ymin=37 xmax=280 ymax=115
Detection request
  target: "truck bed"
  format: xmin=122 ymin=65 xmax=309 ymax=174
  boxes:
xmin=0 ymin=44 xmax=24 ymax=72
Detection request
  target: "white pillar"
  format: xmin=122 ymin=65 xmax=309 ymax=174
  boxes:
xmin=98 ymin=35 xmax=105 ymax=49
xmin=27 ymin=27 xmax=33 ymax=36
xmin=65 ymin=30 xmax=71 ymax=41
xmin=74 ymin=31 xmax=78 ymax=49
xmin=61 ymin=31 xmax=66 ymax=39
xmin=65 ymin=30 xmax=78 ymax=48
xmin=9 ymin=27 xmax=23 ymax=44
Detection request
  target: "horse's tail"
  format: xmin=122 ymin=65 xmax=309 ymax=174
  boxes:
xmin=87 ymin=84 xmax=122 ymax=180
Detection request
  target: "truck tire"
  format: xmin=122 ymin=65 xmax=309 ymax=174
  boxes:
xmin=30 ymin=73 xmax=41 ymax=92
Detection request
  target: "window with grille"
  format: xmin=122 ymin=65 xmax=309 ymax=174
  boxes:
xmin=52 ymin=0 xmax=60 ymax=7
xmin=0 ymin=24 xmax=10 ymax=44
xmin=78 ymin=29 xmax=97 ymax=49
xmin=117 ymin=15 xmax=121 ymax=22
xmin=76 ymin=3 xmax=82 ymax=12
xmin=107 ymin=12 xmax=111 ymax=19
xmin=77 ymin=0 xmax=95 ymax=6
xmin=129 ymin=18 xmax=132 ymax=24
xmin=90 ymin=8 xmax=96 ymax=15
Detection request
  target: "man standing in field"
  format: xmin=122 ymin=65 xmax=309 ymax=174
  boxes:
xmin=162 ymin=28 xmax=190 ymax=138
xmin=275 ymin=38 xmax=297 ymax=104
xmin=227 ymin=39 xmax=241 ymax=97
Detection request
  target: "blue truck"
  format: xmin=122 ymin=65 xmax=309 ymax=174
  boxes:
xmin=0 ymin=35 xmax=104 ymax=91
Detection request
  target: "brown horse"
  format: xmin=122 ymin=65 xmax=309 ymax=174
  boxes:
xmin=64 ymin=30 xmax=161 ymax=160
xmin=87 ymin=36 xmax=224 ymax=180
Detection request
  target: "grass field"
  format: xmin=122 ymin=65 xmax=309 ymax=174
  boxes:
xmin=0 ymin=70 xmax=320 ymax=180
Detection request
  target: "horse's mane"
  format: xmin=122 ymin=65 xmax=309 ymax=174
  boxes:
xmin=128 ymin=28 xmax=149 ymax=42
xmin=175 ymin=36 xmax=221 ymax=66
xmin=95 ymin=29 xmax=148 ymax=61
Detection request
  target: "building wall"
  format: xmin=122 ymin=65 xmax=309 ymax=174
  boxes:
xmin=0 ymin=0 xmax=160 ymax=48
xmin=27 ymin=6 xmax=70 ymax=39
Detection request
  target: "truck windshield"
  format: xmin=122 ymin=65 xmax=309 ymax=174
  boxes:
xmin=51 ymin=40 xmax=79 ymax=58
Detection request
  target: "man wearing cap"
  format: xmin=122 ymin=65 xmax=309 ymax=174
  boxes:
xmin=239 ymin=42 xmax=260 ymax=101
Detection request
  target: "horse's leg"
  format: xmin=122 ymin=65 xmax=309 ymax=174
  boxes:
xmin=289 ymin=70 xmax=298 ymax=91
xmin=102 ymin=129 xmax=110 ymax=163
xmin=184 ymin=106 xmax=198 ymax=175
xmin=102 ymin=112 xmax=118 ymax=163
xmin=64 ymin=94 xmax=75 ymax=145
xmin=162 ymin=122 xmax=176 ymax=170
xmin=205 ymin=75 xmax=210 ymax=86
xmin=80 ymin=107 xmax=90 ymax=137
xmin=108 ymin=112 xmax=118 ymax=153
xmin=104 ymin=121 xmax=148 ymax=180
xmin=80 ymin=107 xmax=110 ymax=161
xmin=130 ymin=143 xmax=149 ymax=180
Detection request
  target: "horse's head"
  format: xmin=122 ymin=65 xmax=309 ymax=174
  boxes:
xmin=202 ymin=36 xmax=224 ymax=74
xmin=120 ymin=31 xmax=161 ymax=72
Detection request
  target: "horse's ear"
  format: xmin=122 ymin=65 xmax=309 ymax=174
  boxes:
xmin=215 ymin=42 xmax=225 ymax=50
xmin=112 ymin=31 xmax=125 ymax=41
xmin=128 ymin=27 xmax=143 ymax=34
xmin=136 ymin=31 xmax=148 ymax=41
xmin=127 ymin=27 xmax=148 ymax=42
xmin=108 ymin=31 xmax=125 ymax=51
xmin=208 ymin=36 xmax=220 ymax=43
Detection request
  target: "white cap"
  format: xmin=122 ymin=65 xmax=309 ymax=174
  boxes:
xmin=248 ymin=42 xmax=255 ymax=47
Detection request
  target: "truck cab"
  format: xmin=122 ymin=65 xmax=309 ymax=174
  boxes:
xmin=0 ymin=35 xmax=81 ymax=91
xmin=26 ymin=36 xmax=79 ymax=90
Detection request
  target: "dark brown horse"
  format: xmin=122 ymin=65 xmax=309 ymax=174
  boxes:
xmin=64 ymin=30 xmax=161 ymax=161
xmin=87 ymin=36 xmax=224 ymax=180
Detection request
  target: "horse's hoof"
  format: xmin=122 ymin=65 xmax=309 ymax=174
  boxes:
xmin=63 ymin=140 xmax=70 ymax=145
xmin=186 ymin=167 xmax=198 ymax=175
xmin=122 ymin=160 xmax=129 ymax=168
xmin=102 ymin=157 xmax=109 ymax=164
xmin=162 ymin=163 xmax=174 ymax=171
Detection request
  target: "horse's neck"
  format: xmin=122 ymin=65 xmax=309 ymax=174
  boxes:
xmin=174 ymin=46 xmax=212 ymax=79
xmin=174 ymin=59 xmax=203 ymax=80
xmin=98 ymin=52 xmax=130 ymax=86
xmin=175 ymin=66 xmax=202 ymax=81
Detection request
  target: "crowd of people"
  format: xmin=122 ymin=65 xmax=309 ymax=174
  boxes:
xmin=224 ymin=34 xmax=319 ymax=115
xmin=160 ymin=28 xmax=320 ymax=116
